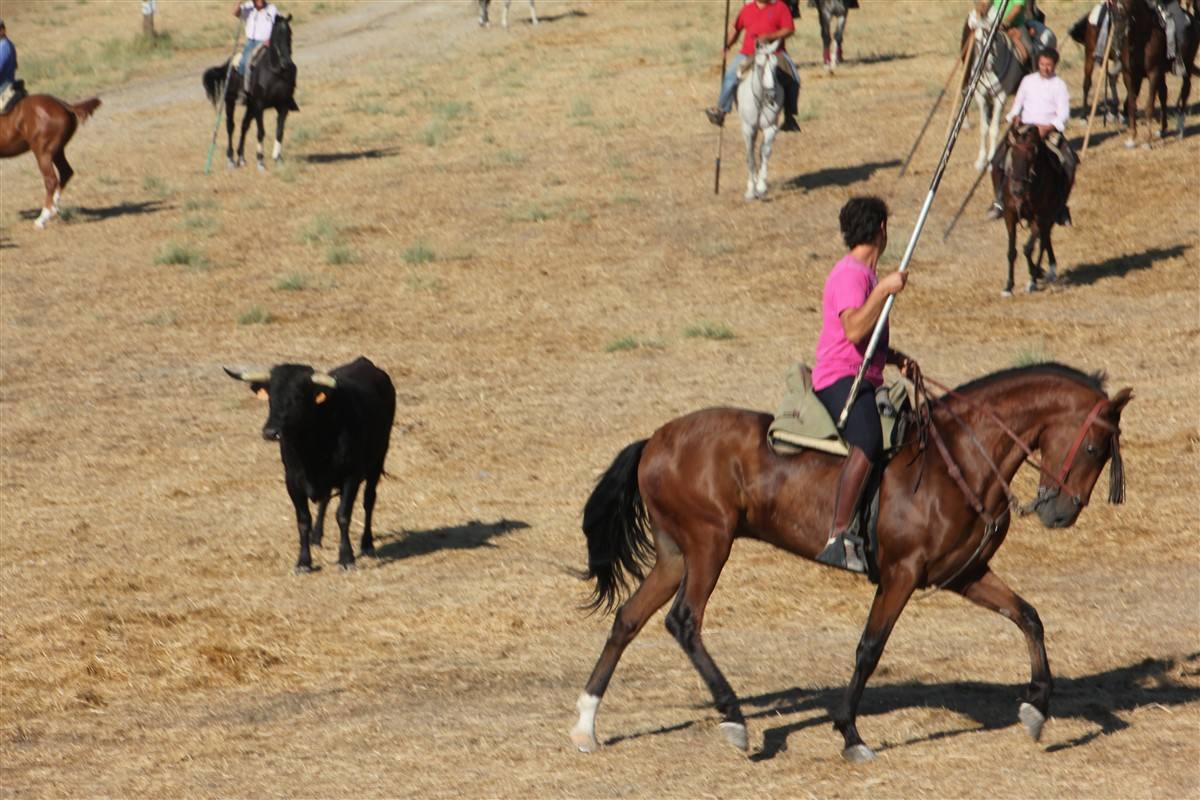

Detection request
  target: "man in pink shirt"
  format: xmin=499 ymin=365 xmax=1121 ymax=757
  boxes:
xmin=986 ymin=48 xmax=1077 ymax=225
xmin=706 ymin=0 xmax=802 ymax=132
xmin=812 ymin=197 xmax=912 ymax=573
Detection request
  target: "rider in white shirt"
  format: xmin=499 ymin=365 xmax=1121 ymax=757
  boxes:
xmin=233 ymin=0 xmax=278 ymax=95
xmin=986 ymin=47 xmax=1077 ymax=225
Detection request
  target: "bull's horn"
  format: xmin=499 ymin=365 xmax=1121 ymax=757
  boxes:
xmin=310 ymin=372 xmax=337 ymax=388
xmin=224 ymin=366 xmax=270 ymax=383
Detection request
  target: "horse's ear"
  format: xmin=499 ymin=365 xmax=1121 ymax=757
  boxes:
xmin=1109 ymin=387 xmax=1133 ymax=416
xmin=286 ymin=14 xmax=293 ymax=22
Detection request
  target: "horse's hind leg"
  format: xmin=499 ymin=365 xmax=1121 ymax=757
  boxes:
xmin=755 ymin=127 xmax=777 ymax=198
xmin=744 ymin=127 xmax=758 ymax=201
xmin=1042 ymin=225 xmax=1057 ymax=283
xmin=953 ymin=568 xmax=1051 ymax=742
xmin=528 ymin=0 xmax=538 ymax=26
xmin=33 ymin=151 xmax=60 ymax=230
xmin=237 ymin=109 xmax=253 ymax=167
xmin=225 ymin=95 xmax=238 ymax=168
xmin=51 ymin=151 xmax=73 ymax=211
xmin=1023 ymin=223 xmax=1042 ymax=292
xmin=664 ymin=534 xmax=747 ymax=751
xmin=273 ymin=108 xmax=289 ymax=163
xmin=833 ymin=567 xmax=916 ymax=762
xmin=571 ymin=537 xmax=684 ymax=752
xmin=254 ymin=111 xmax=267 ymax=172
xmin=1002 ymin=214 xmax=1017 ymax=297
xmin=478 ymin=0 xmax=489 ymax=27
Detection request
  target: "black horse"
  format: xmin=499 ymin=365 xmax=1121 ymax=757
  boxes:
xmin=203 ymin=15 xmax=298 ymax=171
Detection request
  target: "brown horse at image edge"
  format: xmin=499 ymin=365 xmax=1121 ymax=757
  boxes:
xmin=570 ymin=363 xmax=1131 ymax=762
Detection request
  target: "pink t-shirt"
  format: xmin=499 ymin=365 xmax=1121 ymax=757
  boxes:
xmin=812 ymin=253 xmax=887 ymax=391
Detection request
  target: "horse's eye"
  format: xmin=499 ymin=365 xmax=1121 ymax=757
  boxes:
xmin=1085 ymin=443 xmax=1098 ymax=456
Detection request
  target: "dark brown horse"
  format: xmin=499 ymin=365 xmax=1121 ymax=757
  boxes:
xmin=0 ymin=94 xmax=101 ymax=229
xmin=997 ymin=125 xmax=1065 ymax=296
xmin=1115 ymin=0 xmax=1199 ymax=146
xmin=571 ymin=364 xmax=1130 ymax=762
xmin=1070 ymin=6 xmax=1124 ymax=126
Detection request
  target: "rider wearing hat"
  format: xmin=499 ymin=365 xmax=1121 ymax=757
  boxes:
xmin=706 ymin=0 xmax=802 ymax=133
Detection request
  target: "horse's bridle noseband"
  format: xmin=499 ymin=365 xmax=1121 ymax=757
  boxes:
xmin=1025 ymin=398 xmax=1117 ymax=513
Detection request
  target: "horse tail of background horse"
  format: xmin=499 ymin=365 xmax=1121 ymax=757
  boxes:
xmin=580 ymin=438 xmax=653 ymax=614
xmin=203 ymin=62 xmax=232 ymax=107
xmin=66 ymin=98 xmax=102 ymax=122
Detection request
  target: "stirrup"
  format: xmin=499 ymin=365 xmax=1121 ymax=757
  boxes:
xmin=816 ymin=533 xmax=868 ymax=574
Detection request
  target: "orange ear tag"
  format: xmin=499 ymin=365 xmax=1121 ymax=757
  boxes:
xmin=315 ymin=392 xmax=327 ymax=405
xmin=256 ymin=388 xmax=269 ymax=400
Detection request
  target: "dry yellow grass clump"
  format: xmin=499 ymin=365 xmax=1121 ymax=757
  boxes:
xmin=0 ymin=1 xmax=1197 ymax=798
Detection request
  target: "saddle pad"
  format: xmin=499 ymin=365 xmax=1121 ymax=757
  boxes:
xmin=767 ymin=362 xmax=909 ymax=457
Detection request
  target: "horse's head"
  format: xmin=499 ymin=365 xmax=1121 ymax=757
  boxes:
xmin=1007 ymin=125 xmax=1041 ymax=204
xmin=750 ymin=39 xmax=780 ymax=94
xmin=271 ymin=14 xmax=294 ymax=68
xmin=1028 ymin=385 xmax=1133 ymax=528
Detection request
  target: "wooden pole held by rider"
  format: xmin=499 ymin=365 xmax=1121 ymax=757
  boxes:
xmin=714 ymin=0 xmax=732 ymax=194
xmin=836 ymin=0 xmax=1012 ymax=430
xmin=1082 ymin=15 xmax=1115 ymax=155
xmin=204 ymin=20 xmax=243 ymax=175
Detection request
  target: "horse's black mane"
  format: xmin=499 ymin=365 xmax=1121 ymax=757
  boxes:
xmin=954 ymin=362 xmax=1107 ymax=395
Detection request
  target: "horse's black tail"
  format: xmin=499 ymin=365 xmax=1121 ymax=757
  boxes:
xmin=580 ymin=439 xmax=653 ymax=615
xmin=203 ymin=62 xmax=231 ymax=107
xmin=1068 ymin=14 xmax=1089 ymax=46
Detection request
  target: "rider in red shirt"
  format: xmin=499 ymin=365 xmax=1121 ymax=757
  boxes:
xmin=706 ymin=0 xmax=801 ymax=132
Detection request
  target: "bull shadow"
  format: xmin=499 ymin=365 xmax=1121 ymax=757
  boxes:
xmin=373 ymin=518 xmax=529 ymax=561
xmin=1062 ymin=243 xmax=1190 ymax=286
xmin=300 ymin=147 xmax=402 ymax=164
xmin=18 ymin=199 xmax=167 ymax=224
xmin=604 ymin=652 xmax=1200 ymax=761
xmin=781 ymin=159 xmax=901 ymax=193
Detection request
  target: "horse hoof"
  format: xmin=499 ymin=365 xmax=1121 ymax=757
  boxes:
xmin=1141 ymin=142 xmax=1152 ymax=150
xmin=842 ymin=743 xmax=876 ymax=763
xmin=257 ymin=162 xmax=267 ymax=173
xmin=226 ymin=159 xmax=237 ymax=170
xmin=293 ymin=564 xmax=314 ymax=575
xmin=1124 ymin=138 xmax=1137 ymax=149
xmin=1019 ymin=702 xmax=1046 ymax=742
xmin=569 ymin=726 xmax=599 ymax=753
xmin=1046 ymin=266 xmax=1058 ymax=283
xmin=718 ymin=721 xmax=749 ymax=751
xmin=1000 ymin=289 xmax=1013 ymax=298
xmin=338 ymin=561 xmax=356 ymax=572
xmin=1026 ymin=281 xmax=1039 ymax=293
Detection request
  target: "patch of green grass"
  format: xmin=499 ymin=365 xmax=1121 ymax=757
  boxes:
xmin=326 ymin=245 xmax=357 ymax=265
xmin=570 ymin=97 xmax=593 ymax=119
xmin=406 ymin=273 xmax=447 ymax=293
xmin=300 ymin=215 xmax=339 ymax=245
xmin=274 ymin=273 xmax=310 ymax=292
xmin=604 ymin=336 xmax=639 ymax=353
xmin=182 ymin=196 xmax=219 ymax=212
xmin=237 ymin=307 xmax=272 ymax=325
xmin=290 ymin=125 xmax=322 ymax=146
xmin=497 ymin=149 xmax=527 ymax=166
xmin=684 ymin=322 xmax=735 ymax=341
xmin=509 ymin=204 xmax=551 ymax=222
xmin=403 ymin=243 xmax=436 ymax=265
xmin=614 ymin=193 xmax=640 ymax=206
xmin=181 ymin=215 xmax=218 ymax=232
xmin=422 ymin=120 xmax=448 ymax=147
xmin=1013 ymin=345 xmax=1049 ymax=367
xmin=155 ymin=243 xmax=206 ymax=269
xmin=143 ymin=175 xmax=170 ymax=197
xmin=433 ymin=100 xmax=471 ymax=121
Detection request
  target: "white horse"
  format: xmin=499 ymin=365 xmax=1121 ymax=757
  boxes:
xmin=816 ymin=0 xmax=851 ymax=71
xmin=478 ymin=0 xmax=538 ymax=29
xmin=737 ymin=39 xmax=783 ymax=201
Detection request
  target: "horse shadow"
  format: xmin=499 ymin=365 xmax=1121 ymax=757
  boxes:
xmin=372 ymin=518 xmax=529 ymax=562
xmin=1067 ymin=128 xmax=1123 ymax=149
xmin=791 ymin=52 xmax=915 ymax=69
xmin=1062 ymin=243 xmax=1190 ymax=286
xmin=300 ymin=147 xmax=402 ymax=164
xmin=782 ymin=159 xmax=901 ymax=193
xmin=604 ymin=652 xmax=1200 ymax=761
xmin=18 ymin=199 xmax=167 ymax=224
xmin=534 ymin=9 xmax=588 ymax=24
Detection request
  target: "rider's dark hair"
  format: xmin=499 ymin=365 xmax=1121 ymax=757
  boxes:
xmin=839 ymin=196 xmax=889 ymax=249
xmin=1039 ymin=47 xmax=1060 ymax=65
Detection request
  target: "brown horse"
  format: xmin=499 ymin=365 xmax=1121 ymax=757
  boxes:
xmin=0 ymin=94 xmax=101 ymax=229
xmin=1114 ymin=0 xmax=1199 ymax=146
xmin=997 ymin=125 xmax=1065 ymax=297
xmin=1070 ymin=6 xmax=1125 ymax=126
xmin=570 ymin=364 xmax=1130 ymax=762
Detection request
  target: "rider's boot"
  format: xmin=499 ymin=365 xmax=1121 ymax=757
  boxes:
xmin=781 ymin=115 xmax=802 ymax=132
xmin=705 ymin=107 xmax=726 ymax=128
xmin=815 ymin=446 xmax=872 ymax=574
xmin=984 ymin=163 xmax=1005 ymax=221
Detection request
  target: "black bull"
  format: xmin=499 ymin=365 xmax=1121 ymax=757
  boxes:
xmin=225 ymin=356 xmax=396 ymax=572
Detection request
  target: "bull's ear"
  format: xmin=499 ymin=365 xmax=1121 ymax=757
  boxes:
xmin=1109 ymin=387 xmax=1133 ymax=416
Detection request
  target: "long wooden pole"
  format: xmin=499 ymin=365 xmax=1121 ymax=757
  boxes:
xmin=714 ymin=0 xmax=732 ymax=194
xmin=836 ymin=0 xmax=1012 ymax=430
xmin=1082 ymin=16 xmax=1115 ymax=155
xmin=900 ymin=39 xmax=973 ymax=178
xmin=204 ymin=21 xmax=243 ymax=175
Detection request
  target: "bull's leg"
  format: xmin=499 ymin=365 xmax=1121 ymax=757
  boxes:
xmin=287 ymin=477 xmax=315 ymax=573
xmin=360 ymin=471 xmax=381 ymax=556
xmin=833 ymin=566 xmax=917 ymax=762
xmin=663 ymin=533 xmax=747 ymax=751
xmin=954 ymin=568 xmax=1052 ymax=741
xmin=311 ymin=496 xmax=330 ymax=548
xmin=273 ymin=108 xmax=289 ymax=163
xmin=571 ymin=537 xmax=684 ymax=752
xmin=335 ymin=479 xmax=361 ymax=569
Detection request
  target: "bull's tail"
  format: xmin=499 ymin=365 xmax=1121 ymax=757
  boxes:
xmin=203 ymin=62 xmax=231 ymax=107
xmin=68 ymin=98 xmax=101 ymax=122
xmin=580 ymin=439 xmax=653 ymax=614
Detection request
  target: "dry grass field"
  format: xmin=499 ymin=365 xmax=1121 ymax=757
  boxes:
xmin=1 ymin=1 xmax=1198 ymax=797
